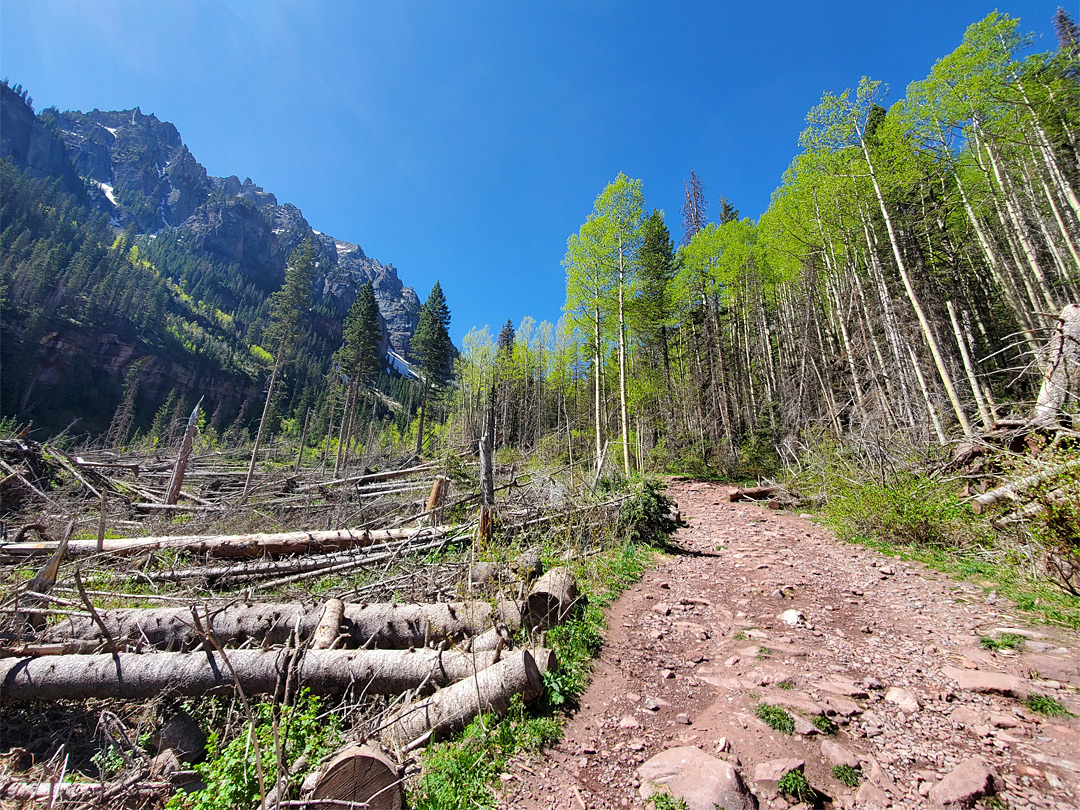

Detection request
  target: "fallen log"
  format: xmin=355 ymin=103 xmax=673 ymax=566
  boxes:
xmin=0 ymin=525 xmax=451 ymax=560
xmin=309 ymin=744 xmax=402 ymax=809
xmin=0 ymin=647 xmax=503 ymax=702
xmin=727 ymin=485 xmax=779 ymax=502
xmin=969 ymin=458 xmax=1080 ymax=514
xmin=380 ymin=648 xmax=554 ymax=750
xmin=1031 ymin=303 xmax=1080 ymax=428
xmin=297 ymin=462 xmax=439 ymax=492
xmin=46 ymin=600 xmax=524 ymax=652
xmin=525 ymin=567 xmax=578 ymax=630
xmin=0 ymin=778 xmax=170 ymax=803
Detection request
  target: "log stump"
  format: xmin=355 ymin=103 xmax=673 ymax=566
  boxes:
xmin=311 ymin=744 xmax=402 ymax=809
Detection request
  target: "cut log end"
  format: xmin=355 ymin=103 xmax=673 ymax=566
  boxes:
xmin=311 ymin=744 xmax=402 ymax=809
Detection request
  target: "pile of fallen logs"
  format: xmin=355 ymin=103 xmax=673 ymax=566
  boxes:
xmin=0 ymin=563 xmax=579 ymax=808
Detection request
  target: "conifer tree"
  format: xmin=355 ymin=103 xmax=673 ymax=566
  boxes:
xmin=411 ymin=281 xmax=452 ymax=457
xmin=244 ymin=238 xmax=315 ymax=495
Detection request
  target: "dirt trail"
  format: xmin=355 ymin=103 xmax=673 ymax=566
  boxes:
xmin=501 ymin=480 xmax=1080 ymax=809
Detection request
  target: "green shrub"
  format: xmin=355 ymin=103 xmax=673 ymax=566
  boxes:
xmin=167 ymin=691 xmax=340 ymax=810
xmin=619 ymin=477 xmax=682 ymax=546
xmin=1025 ymin=693 xmax=1076 ymax=717
xmin=777 ymin=768 xmax=815 ymax=803
xmin=832 ymin=764 xmax=863 ymax=787
xmin=811 ymin=713 xmax=838 ymax=734
xmin=979 ymin=633 xmax=1025 ymax=651
xmin=755 ymin=703 xmax=794 ymax=734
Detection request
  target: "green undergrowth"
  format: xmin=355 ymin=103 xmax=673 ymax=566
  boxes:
xmin=755 ymin=702 xmax=795 ymax=734
xmin=166 ymin=691 xmax=341 ymax=810
xmin=410 ymin=477 xmax=678 ymax=809
xmin=1025 ymin=693 xmax=1076 ymax=717
xmin=796 ymin=448 xmax=1080 ymax=629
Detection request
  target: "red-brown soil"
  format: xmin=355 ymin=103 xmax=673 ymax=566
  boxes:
xmin=499 ymin=480 xmax=1080 ymax=809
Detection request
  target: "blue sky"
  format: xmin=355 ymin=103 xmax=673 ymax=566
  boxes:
xmin=0 ymin=1 xmax=1062 ymax=346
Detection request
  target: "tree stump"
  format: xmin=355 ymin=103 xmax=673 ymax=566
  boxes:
xmin=311 ymin=744 xmax=402 ymax=809
xmin=526 ymin=567 xmax=578 ymax=629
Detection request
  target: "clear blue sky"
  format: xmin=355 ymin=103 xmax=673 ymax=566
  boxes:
xmin=0 ymin=1 xmax=1062 ymax=346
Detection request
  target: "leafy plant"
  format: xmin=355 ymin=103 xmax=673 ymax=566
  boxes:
xmin=979 ymin=633 xmax=1025 ymax=651
xmin=648 ymin=791 xmax=690 ymax=810
xmin=618 ymin=477 xmax=683 ymax=546
xmin=832 ymin=764 xmax=863 ymax=787
xmin=755 ymin=702 xmax=794 ymax=734
xmin=811 ymin=713 xmax=838 ymax=734
xmin=777 ymin=768 xmax=815 ymax=803
xmin=1025 ymin=693 xmax=1076 ymax=717
xmin=167 ymin=691 xmax=340 ymax=810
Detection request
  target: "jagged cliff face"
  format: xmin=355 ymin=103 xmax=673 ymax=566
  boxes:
xmin=7 ymin=94 xmax=422 ymax=360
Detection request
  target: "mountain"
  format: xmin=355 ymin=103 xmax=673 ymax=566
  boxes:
xmin=0 ymin=81 xmax=423 ymax=437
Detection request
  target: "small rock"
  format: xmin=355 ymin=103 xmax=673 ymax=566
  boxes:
xmin=927 ymin=755 xmax=996 ymax=808
xmin=941 ymin=666 xmax=1028 ymax=700
xmin=644 ymin=697 xmax=661 ymax=711
xmin=794 ymin=716 xmax=819 ymax=736
xmin=949 ymin=707 xmax=982 ymax=727
xmin=660 ymin=668 xmax=676 ymax=679
xmin=884 ymin=687 xmax=921 ymax=713
xmin=155 ymin=709 xmax=207 ymax=763
xmin=675 ymin=713 xmax=691 ymax=725
xmin=469 ymin=561 xmax=500 ymax=586
xmin=855 ymin=781 xmax=891 ymax=807
xmin=779 ymin=609 xmax=804 ymax=626
xmin=821 ymin=740 xmax=860 ymax=769
xmin=753 ymin=757 xmax=805 ymax=787
xmin=654 ymin=603 xmax=672 ymax=617
xmin=619 ymin=715 xmax=641 ymax=729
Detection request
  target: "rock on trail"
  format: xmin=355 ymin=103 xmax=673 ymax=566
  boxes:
xmin=499 ymin=480 xmax=1080 ymax=810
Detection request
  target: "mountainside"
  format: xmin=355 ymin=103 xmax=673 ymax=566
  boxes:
xmin=0 ymin=80 xmax=424 ymax=437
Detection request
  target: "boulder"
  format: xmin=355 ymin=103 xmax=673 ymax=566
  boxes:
xmin=636 ymin=746 xmax=757 ymax=810
xmin=927 ymin=756 xmax=996 ymax=808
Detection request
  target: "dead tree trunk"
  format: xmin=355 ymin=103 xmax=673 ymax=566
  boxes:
xmin=165 ymin=398 xmax=202 ymax=505
xmin=1032 ymin=303 xmax=1080 ymax=428
xmin=46 ymin=600 xmax=524 ymax=653
xmin=0 ymin=526 xmax=449 ymax=559
xmin=525 ymin=568 xmax=578 ymax=630
xmin=0 ymin=647 xmax=504 ymax=702
xmin=380 ymin=649 xmax=554 ymax=750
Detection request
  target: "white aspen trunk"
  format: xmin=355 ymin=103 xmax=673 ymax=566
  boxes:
xmin=593 ymin=304 xmax=603 ymax=468
xmin=909 ymin=346 xmax=947 ymax=445
xmin=855 ymin=133 xmax=974 ymax=436
xmin=947 ymin=300 xmax=994 ymax=430
xmin=977 ymin=128 xmax=1058 ymax=312
xmin=1013 ymin=77 xmax=1080 ymax=220
xmin=617 ymin=237 xmax=632 ymax=476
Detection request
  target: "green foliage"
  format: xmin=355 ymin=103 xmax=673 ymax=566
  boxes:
xmin=543 ymin=602 xmax=605 ymax=706
xmin=167 ymin=691 xmax=340 ymax=810
xmin=832 ymin=764 xmax=863 ymax=787
xmin=1024 ymin=693 xmax=1076 ymax=717
xmin=811 ymin=713 xmax=838 ymax=734
xmin=777 ymin=768 xmax=815 ymax=803
xmin=618 ymin=477 xmax=682 ymax=546
xmin=979 ymin=633 xmax=1026 ymax=651
xmin=648 ymin=791 xmax=690 ymax=810
xmin=412 ymin=281 xmax=453 ymax=384
xmin=755 ymin=703 xmax=794 ymax=734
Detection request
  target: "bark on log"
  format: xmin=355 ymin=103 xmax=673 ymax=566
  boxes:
xmin=1032 ymin=303 xmax=1080 ymax=428
xmin=381 ymin=649 xmax=554 ymax=750
xmin=525 ymin=567 xmax=578 ymax=630
xmin=0 ymin=525 xmax=449 ymax=559
xmin=0 ymin=647 xmax=502 ymax=702
xmin=312 ymin=599 xmax=346 ymax=650
xmin=970 ymin=458 xmax=1080 ymax=514
xmin=310 ymin=744 xmax=402 ymax=809
xmin=727 ymin=485 xmax=779 ymax=502
xmin=425 ymin=475 xmax=449 ymax=526
xmin=46 ymin=600 xmax=524 ymax=652
xmin=0 ymin=779 xmax=170 ymax=803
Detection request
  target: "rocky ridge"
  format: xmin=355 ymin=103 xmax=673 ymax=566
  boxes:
xmin=502 ymin=480 xmax=1080 ymax=810
xmin=2 ymin=84 xmax=421 ymax=358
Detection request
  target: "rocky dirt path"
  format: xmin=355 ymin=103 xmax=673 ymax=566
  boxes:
xmin=500 ymin=480 xmax=1080 ymax=810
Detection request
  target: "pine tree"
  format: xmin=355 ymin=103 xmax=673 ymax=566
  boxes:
xmin=244 ymin=238 xmax=316 ymax=495
xmin=411 ymin=281 xmax=452 ymax=456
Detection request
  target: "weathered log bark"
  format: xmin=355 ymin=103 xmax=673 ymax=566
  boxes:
xmin=969 ymin=458 xmax=1080 ymax=514
xmin=727 ymin=485 xmax=780 ymax=502
xmin=380 ymin=649 xmax=554 ymax=750
xmin=297 ymin=462 xmax=438 ymax=492
xmin=425 ymin=476 xmax=450 ymax=527
xmin=311 ymin=599 xmax=345 ymax=650
xmin=0 ymin=647 xmax=503 ymax=702
xmin=1032 ymin=303 xmax=1080 ymax=428
xmin=0 ymin=778 xmax=170 ymax=803
xmin=310 ymin=744 xmax=402 ymax=809
xmin=165 ymin=399 xmax=201 ymax=505
xmin=46 ymin=600 xmax=524 ymax=652
xmin=525 ymin=568 xmax=578 ymax=630
xmin=0 ymin=525 xmax=450 ymax=559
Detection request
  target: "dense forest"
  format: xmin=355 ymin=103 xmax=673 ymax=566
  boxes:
xmin=447 ymin=11 xmax=1079 ymax=483
xmin=2 ymin=11 xmax=1078 ymax=483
